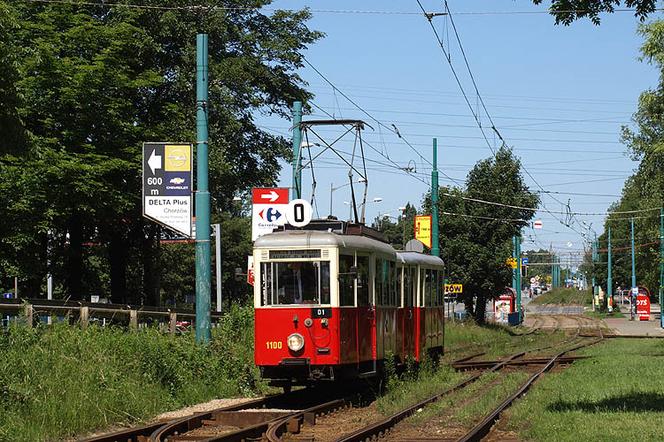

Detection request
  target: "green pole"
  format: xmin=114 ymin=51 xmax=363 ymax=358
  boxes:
xmin=512 ymin=236 xmax=518 ymax=290
xmin=551 ymin=253 xmax=555 ymax=288
xmin=631 ymin=218 xmax=637 ymax=291
xmin=516 ymin=234 xmax=522 ymax=319
xmin=291 ymin=101 xmax=303 ymax=200
xmin=195 ymin=34 xmax=211 ymax=344
xmin=660 ymin=208 xmax=663 ymax=328
xmin=431 ymin=138 xmax=440 ymax=257
xmin=607 ymin=226 xmax=613 ymax=300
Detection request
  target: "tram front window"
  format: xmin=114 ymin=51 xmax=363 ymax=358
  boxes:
xmin=261 ymin=261 xmax=331 ymax=305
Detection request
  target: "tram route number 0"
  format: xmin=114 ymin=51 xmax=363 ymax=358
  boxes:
xmin=286 ymin=199 xmax=313 ymax=228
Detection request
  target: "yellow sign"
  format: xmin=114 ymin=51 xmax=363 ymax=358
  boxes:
xmin=445 ymin=284 xmax=463 ymax=294
xmin=164 ymin=145 xmax=191 ymax=171
xmin=506 ymin=257 xmax=517 ymax=269
xmin=414 ymin=215 xmax=432 ymax=248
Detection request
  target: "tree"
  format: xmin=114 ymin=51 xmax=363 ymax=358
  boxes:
xmin=372 ymin=203 xmax=417 ymax=249
xmin=0 ymin=0 xmax=321 ymax=303
xmin=424 ymin=147 xmax=539 ymax=322
xmin=532 ymin=0 xmax=656 ymax=25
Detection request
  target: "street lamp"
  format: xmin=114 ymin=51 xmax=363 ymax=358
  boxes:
xmin=330 ymin=178 xmax=367 ymax=217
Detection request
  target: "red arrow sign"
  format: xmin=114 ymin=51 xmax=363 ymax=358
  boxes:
xmin=252 ymin=188 xmax=289 ymax=204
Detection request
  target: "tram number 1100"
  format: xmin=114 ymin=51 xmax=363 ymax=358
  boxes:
xmin=266 ymin=341 xmax=283 ymax=350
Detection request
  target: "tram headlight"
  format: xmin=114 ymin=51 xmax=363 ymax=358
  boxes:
xmin=287 ymin=333 xmax=305 ymax=352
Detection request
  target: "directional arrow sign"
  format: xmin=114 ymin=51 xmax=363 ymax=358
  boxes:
xmin=251 ymin=188 xmax=289 ymax=241
xmin=143 ymin=142 xmax=192 ymax=237
xmin=147 ymin=149 xmax=162 ymax=175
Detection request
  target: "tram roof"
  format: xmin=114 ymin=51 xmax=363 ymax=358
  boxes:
xmin=254 ymin=230 xmax=396 ymax=256
xmin=397 ymin=251 xmax=445 ymax=268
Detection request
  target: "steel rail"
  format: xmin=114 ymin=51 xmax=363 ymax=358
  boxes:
xmin=264 ymin=399 xmax=349 ymax=441
xmin=456 ymin=338 xmax=602 ymax=442
xmin=79 ymin=397 xmax=272 ymax=442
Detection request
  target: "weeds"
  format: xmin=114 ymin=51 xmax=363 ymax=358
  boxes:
xmin=0 ymin=305 xmax=263 ymax=442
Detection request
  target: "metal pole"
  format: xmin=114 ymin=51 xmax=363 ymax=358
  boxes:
xmin=214 ymin=223 xmax=222 ymax=313
xmin=431 ymin=138 xmax=440 ymax=257
xmin=512 ymin=236 xmax=517 ymax=291
xmin=195 ymin=33 xmax=211 ymax=344
xmin=631 ymin=217 xmax=636 ymax=292
xmin=660 ymin=207 xmax=664 ymax=328
xmin=516 ymin=234 xmax=522 ymax=318
xmin=329 ymin=182 xmax=333 ymax=217
xmin=607 ymin=225 xmax=613 ymax=304
xmin=291 ymin=101 xmax=303 ymax=200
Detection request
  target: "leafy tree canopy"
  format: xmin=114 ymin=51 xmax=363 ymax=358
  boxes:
xmin=533 ymin=0 xmax=656 ymax=25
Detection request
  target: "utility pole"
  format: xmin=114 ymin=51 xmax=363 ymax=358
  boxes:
xmin=592 ymin=237 xmax=597 ymax=311
xmin=516 ymin=234 xmax=522 ymax=320
xmin=291 ymin=101 xmax=303 ymax=200
xmin=195 ymin=33 xmax=211 ymax=344
xmin=630 ymin=217 xmax=637 ymax=293
xmin=431 ymin=138 xmax=440 ymax=257
xmin=660 ymin=207 xmax=664 ymax=328
xmin=607 ymin=225 xmax=613 ymax=310
xmin=513 ymin=236 xmax=518 ymax=291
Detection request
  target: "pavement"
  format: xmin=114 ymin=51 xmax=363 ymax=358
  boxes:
xmin=603 ymin=303 xmax=664 ymax=336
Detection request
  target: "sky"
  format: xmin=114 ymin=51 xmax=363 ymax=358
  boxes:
xmin=258 ymin=0 xmax=660 ymax=268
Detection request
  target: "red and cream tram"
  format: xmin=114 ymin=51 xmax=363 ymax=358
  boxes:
xmin=253 ymin=221 xmax=444 ymax=387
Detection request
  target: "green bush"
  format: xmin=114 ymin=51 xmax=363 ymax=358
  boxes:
xmin=0 ymin=305 xmax=263 ymax=441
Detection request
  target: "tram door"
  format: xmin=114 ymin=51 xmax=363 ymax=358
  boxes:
xmin=403 ymin=266 xmax=416 ymax=359
xmin=355 ymin=254 xmax=374 ymax=364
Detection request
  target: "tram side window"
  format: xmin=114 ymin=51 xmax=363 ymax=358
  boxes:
xmin=424 ymin=269 xmax=433 ymax=307
xmin=432 ymin=270 xmax=440 ymax=306
xmin=357 ymin=255 xmax=370 ymax=306
xmin=389 ymin=261 xmax=398 ymax=306
xmin=376 ymin=259 xmax=386 ymax=306
xmin=403 ymin=267 xmax=413 ymax=307
xmin=339 ymin=254 xmax=355 ymax=306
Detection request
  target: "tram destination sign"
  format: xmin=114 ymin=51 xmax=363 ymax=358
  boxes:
xmin=142 ymin=142 xmax=193 ymax=237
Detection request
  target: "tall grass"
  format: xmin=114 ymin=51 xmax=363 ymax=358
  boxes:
xmin=530 ymin=288 xmax=592 ymax=305
xmin=0 ymin=304 xmax=263 ymax=442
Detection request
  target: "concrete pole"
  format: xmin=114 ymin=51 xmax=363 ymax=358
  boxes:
xmin=431 ymin=138 xmax=440 ymax=257
xmin=214 ymin=223 xmax=222 ymax=313
xmin=291 ymin=101 xmax=303 ymax=200
xmin=195 ymin=33 xmax=211 ymax=344
xmin=516 ymin=234 xmax=522 ymax=317
xmin=607 ymin=226 xmax=613 ymax=301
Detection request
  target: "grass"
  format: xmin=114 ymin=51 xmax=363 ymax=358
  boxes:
xmin=0 ymin=304 xmax=263 ymax=442
xmin=508 ymin=338 xmax=664 ymax=441
xmin=530 ymin=288 xmax=592 ymax=306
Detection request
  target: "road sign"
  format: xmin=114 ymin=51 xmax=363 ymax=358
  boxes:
xmin=143 ymin=142 xmax=193 ymax=237
xmin=506 ymin=257 xmax=517 ymax=269
xmin=521 ymin=257 xmax=529 ymax=265
xmin=444 ymin=283 xmax=463 ymax=294
xmin=414 ymin=215 xmax=432 ymax=248
xmin=286 ymin=199 xmax=313 ymax=227
xmin=636 ymin=293 xmax=650 ymax=321
xmin=251 ymin=187 xmax=289 ymax=241
xmin=533 ymin=220 xmax=543 ymax=229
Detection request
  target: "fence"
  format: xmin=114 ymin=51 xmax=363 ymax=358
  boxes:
xmin=0 ymin=298 xmax=224 ymax=334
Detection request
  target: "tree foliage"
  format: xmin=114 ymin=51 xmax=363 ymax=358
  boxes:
xmin=532 ymin=0 xmax=656 ymax=25
xmin=0 ymin=0 xmax=321 ymax=303
xmin=423 ymin=147 xmax=539 ymax=322
xmin=586 ymin=20 xmax=664 ymax=295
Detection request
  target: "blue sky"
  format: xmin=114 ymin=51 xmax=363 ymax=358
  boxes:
xmin=259 ymin=0 xmax=660 ymax=267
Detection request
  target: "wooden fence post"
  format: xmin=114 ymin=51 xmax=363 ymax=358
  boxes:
xmin=80 ymin=306 xmax=89 ymax=329
xmin=169 ymin=312 xmax=177 ymax=335
xmin=129 ymin=309 xmax=138 ymax=330
xmin=24 ymin=303 xmax=33 ymax=327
